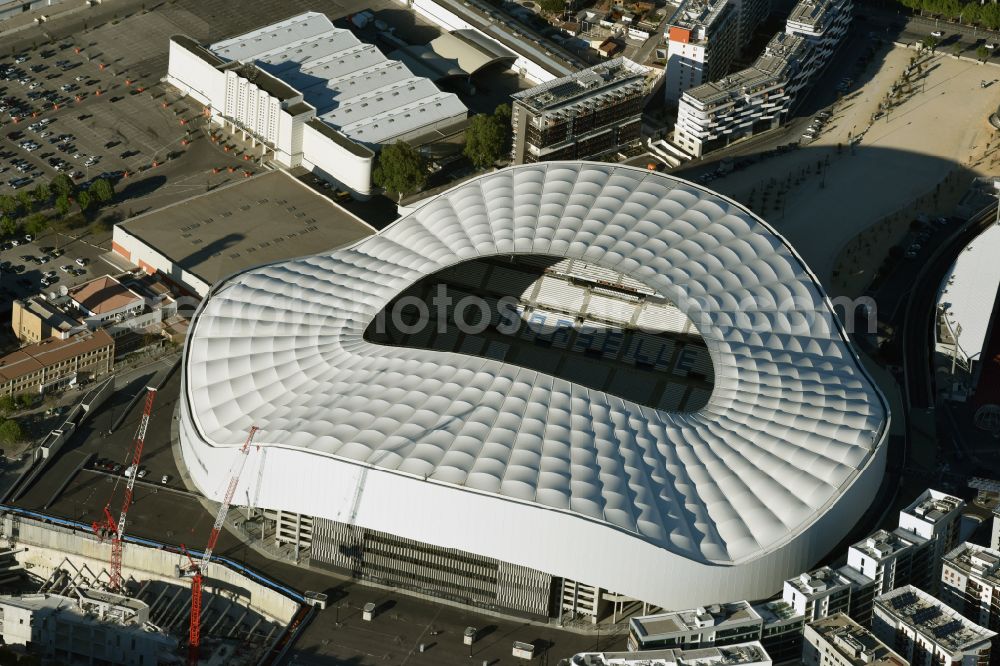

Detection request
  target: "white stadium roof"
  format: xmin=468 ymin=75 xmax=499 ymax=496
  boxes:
xmin=180 ymin=163 xmax=888 ymax=608
xmin=208 ymin=12 xmax=467 ymax=145
xmin=938 ymin=222 xmax=1000 ymax=363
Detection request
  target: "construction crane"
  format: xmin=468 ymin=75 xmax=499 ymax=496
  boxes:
xmin=181 ymin=425 xmax=259 ymax=665
xmin=91 ymin=387 xmax=157 ymax=592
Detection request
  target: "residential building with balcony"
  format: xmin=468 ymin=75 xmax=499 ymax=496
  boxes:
xmin=872 ymin=586 xmax=995 ymax=666
xmin=897 ymin=489 xmax=964 ymax=591
xmin=511 ymin=58 xmax=648 ymax=164
xmin=803 ymin=613 xmax=908 ymax=666
xmin=941 ymin=543 xmax=1000 ymax=639
xmin=672 ymin=0 xmax=851 ymax=156
xmin=784 ymin=567 xmax=854 ymax=622
xmin=664 ymin=0 xmax=739 ymax=103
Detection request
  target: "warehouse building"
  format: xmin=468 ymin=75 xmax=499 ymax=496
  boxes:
xmin=166 ymin=12 xmax=468 ymax=196
xmin=112 ymin=171 xmax=375 ymax=298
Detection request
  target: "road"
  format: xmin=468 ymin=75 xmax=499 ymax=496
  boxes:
xmin=864 ymin=7 xmax=1000 ymax=54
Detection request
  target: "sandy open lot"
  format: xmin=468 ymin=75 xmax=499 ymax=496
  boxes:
xmin=706 ymin=46 xmax=1000 ymax=293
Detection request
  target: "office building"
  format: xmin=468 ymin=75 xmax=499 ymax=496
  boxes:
xmin=664 ymin=0 xmax=739 ymax=103
xmin=571 ymin=642 xmax=772 ymax=666
xmin=0 ymin=329 xmax=114 ymax=396
xmin=673 ymin=0 xmax=851 ymax=156
xmin=941 ymin=543 xmax=1000 ymax=635
xmin=803 ymin=613 xmax=908 ymax=666
xmin=166 ymin=12 xmax=467 ymax=196
xmin=510 ymin=58 xmax=648 ymax=164
xmin=873 ymin=586 xmax=995 ymax=666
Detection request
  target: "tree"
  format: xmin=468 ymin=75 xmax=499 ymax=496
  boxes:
xmin=31 ymin=182 xmax=50 ymax=204
xmin=88 ymin=177 xmax=114 ymax=204
xmin=464 ymin=112 xmax=507 ymax=169
xmin=0 ymin=194 xmax=17 ymax=218
xmin=77 ymin=190 xmax=92 ymax=213
xmin=373 ymin=141 xmax=426 ymax=202
xmin=922 ymin=35 xmax=938 ymax=52
xmin=538 ymin=0 xmax=565 ymax=12
xmin=51 ymin=173 xmax=75 ymax=198
xmin=0 ymin=395 xmax=14 ymax=415
xmin=977 ymin=45 xmax=989 ymax=62
xmin=0 ymin=217 xmax=16 ymax=237
xmin=16 ymin=190 xmax=32 ymax=214
xmin=0 ymin=419 xmax=22 ymax=445
xmin=24 ymin=213 xmax=48 ymax=236
xmin=55 ymin=194 xmax=71 ymax=217
xmin=15 ymin=394 xmax=32 ymax=410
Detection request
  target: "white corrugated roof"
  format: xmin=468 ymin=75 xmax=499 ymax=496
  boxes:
xmin=938 ymin=222 xmax=1000 ymax=361
xmin=209 ymin=12 xmax=467 ymax=145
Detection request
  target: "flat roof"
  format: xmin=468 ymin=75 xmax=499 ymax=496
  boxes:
xmin=118 ymin=171 xmax=375 ymax=287
xmin=512 ymin=57 xmax=647 ymax=115
xmin=208 ymin=12 xmax=467 ymax=146
xmin=938 ymin=222 xmax=1000 ymax=363
xmin=0 ymin=330 xmax=113 ymax=384
xmin=684 ymin=32 xmax=808 ymax=106
xmin=633 ymin=601 xmax=761 ymax=639
xmin=68 ymin=275 xmax=143 ymax=315
xmin=808 ymin=614 xmax=906 ymax=666
xmin=876 ymin=586 xmax=996 ymax=654
xmin=787 ymin=0 xmax=844 ymax=29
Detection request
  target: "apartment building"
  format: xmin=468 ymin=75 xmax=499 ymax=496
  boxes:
xmin=803 ymin=613 xmax=908 ymax=666
xmin=0 ymin=330 xmax=114 ymax=396
xmin=664 ymin=0 xmax=739 ymax=103
xmin=784 ymin=567 xmax=854 ymax=622
xmin=511 ymin=58 xmax=647 ymax=164
xmin=847 ymin=529 xmax=934 ymax=598
xmin=628 ymin=600 xmax=804 ymax=663
xmin=672 ymin=0 xmax=851 ymax=156
xmin=941 ymin=543 xmax=1000 ymax=636
xmin=872 ymin=586 xmax=995 ymax=666
xmin=897 ymin=489 xmax=964 ymax=591
xmin=673 ymin=31 xmax=810 ymax=156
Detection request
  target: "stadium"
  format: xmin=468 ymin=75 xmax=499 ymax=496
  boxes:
xmin=178 ymin=163 xmax=889 ymax=620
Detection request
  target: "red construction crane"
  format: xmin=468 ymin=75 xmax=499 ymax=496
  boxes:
xmin=91 ymin=387 xmax=157 ymax=592
xmin=182 ymin=425 xmax=259 ymax=665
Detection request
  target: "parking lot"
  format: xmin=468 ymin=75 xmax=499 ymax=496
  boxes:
xmin=0 ymin=222 xmax=123 ymax=303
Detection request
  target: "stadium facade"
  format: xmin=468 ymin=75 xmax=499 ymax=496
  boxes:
xmin=179 ymin=163 xmax=889 ymax=619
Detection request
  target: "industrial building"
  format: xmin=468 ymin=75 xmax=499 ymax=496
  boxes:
xmin=803 ymin=614 xmax=907 ymax=666
xmin=673 ymin=0 xmax=852 ymax=156
xmin=510 ymin=58 xmax=648 ymax=164
xmin=872 ymin=586 xmax=995 ymax=666
xmin=571 ymin=642 xmax=772 ymax=666
xmin=0 ymin=329 xmax=114 ymax=396
xmin=664 ymin=0 xmax=739 ymax=104
xmin=941 ymin=543 xmax=1000 ymax=638
xmin=179 ymin=163 xmax=888 ymax=618
xmin=165 ymin=12 xmax=468 ymax=196
xmin=111 ymin=170 xmax=375 ymax=299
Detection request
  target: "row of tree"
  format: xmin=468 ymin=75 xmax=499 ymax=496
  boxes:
xmin=373 ymin=104 xmax=512 ymax=201
xmin=898 ymin=0 xmax=1000 ymax=31
xmin=0 ymin=173 xmax=115 ymax=238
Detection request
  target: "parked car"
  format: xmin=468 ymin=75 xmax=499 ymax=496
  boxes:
xmin=160 ymin=474 xmax=170 ymax=485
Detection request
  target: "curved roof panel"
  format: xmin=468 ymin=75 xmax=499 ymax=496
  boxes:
xmin=431 ymin=30 xmax=518 ymax=75
xmin=183 ymin=163 xmax=887 ymax=567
